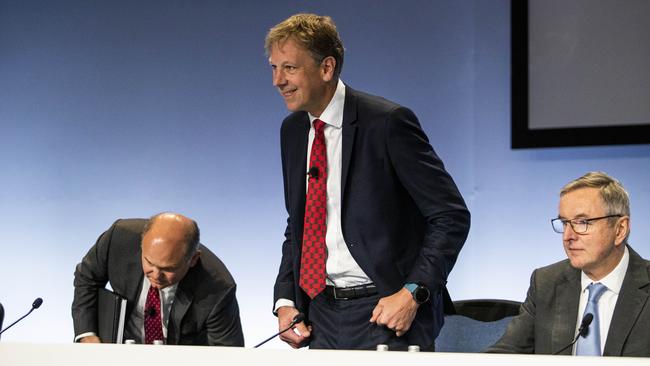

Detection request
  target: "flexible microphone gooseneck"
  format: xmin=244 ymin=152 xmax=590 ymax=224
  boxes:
xmin=553 ymin=313 xmax=594 ymax=355
xmin=0 ymin=298 xmax=44 ymax=336
xmin=254 ymin=313 xmax=305 ymax=348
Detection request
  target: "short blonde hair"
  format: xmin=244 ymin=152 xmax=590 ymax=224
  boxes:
xmin=265 ymin=13 xmax=344 ymax=78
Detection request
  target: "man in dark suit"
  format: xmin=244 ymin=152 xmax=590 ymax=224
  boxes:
xmin=72 ymin=212 xmax=244 ymax=346
xmin=486 ymin=172 xmax=650 ymax=356
xmin=265 ymin=14 xmax=470 ymax=350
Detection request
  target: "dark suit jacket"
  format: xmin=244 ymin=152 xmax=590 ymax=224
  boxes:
xmin=273 ymin=86 xmax=471 ymax=346
xmin=72 ymin=219 xmax=244 ymax=346
xmin=486 ymin=246 xmax=650 ymax=356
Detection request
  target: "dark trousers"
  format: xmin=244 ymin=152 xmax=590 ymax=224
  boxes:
xmin=307 ymin=291 xmax=434 ymax=351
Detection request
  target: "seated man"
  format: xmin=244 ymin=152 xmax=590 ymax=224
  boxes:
xmin=486 ymin=172 xmax=649 ymax=356
xmin=72 ymin=212 xmax=244 ymax=346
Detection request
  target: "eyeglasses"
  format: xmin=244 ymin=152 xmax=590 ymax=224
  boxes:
xmin=551 ymin=215 xmax=622 ymax=234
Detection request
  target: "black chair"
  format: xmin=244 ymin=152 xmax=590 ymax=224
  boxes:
xmin=452 ymin=299 xmax=521 ymax=321
xmin=435 ymin=299 xmax=521 ymax=352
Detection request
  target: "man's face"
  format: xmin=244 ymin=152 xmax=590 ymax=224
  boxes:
xmin=269 ymin=38 xmax=333 ymax=116
xmin=141 ymin=228 xmax=199 ymax=289
xmin=559 ymin=187 xmax=626 ymax=279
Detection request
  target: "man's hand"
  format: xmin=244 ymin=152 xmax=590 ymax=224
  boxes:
xmin=79 ymin=335 xmax=102 ymax=343
xmin=369 ymin=288 xmax=419 ymax=337
xmin=277 ymin=306 xmax=310 ymax=348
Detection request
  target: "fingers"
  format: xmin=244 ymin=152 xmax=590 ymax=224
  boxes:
xmin=370 ymin=292 xmax=418 ymax=336
xmin=277 ymin=306 xmax=310 ymax=348
xmin=80 ymin=335 xmax=101 ymax=343
xmin=278 ymin=326 xmax=308 ymax=348
xmin=369 ymin=303 xmax=382 ymax=323
xmin=294 ymin=321 xmax=311 ymax=338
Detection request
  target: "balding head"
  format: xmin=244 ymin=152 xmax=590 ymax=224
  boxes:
xmin=140 ymin=212 xmax=201 ymax=289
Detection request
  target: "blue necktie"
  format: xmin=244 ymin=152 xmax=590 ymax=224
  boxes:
xmin=576 ymin=283 xmax=607 ymax=356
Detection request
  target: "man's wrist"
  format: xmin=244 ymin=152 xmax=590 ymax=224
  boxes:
xmin=74 ymin=332 xmax=98 ymax=343
xmin=403 ymin=283 xmax=430 ymax=305
xmin=274 ymin=299 xmax=295 ymax=314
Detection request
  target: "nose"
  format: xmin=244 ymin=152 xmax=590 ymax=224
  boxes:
xmin=562 ymin=223 xmax=578 ymax=242
xmin=273 ymin=68 xmax=286 ymax=87
xmin=150 ymin=267 xmax=162 ymax=279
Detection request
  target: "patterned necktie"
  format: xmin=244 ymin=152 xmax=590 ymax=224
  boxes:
xmin=576 ymin=283 xmax=608 ymax=356
xmin=299 ymin=119 xmax=328 ymax=299
xmin=144 ymin=286 xmax=164 ymax=344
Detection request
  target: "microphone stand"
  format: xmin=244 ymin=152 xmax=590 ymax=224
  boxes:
xmin=0 ymin=298 xmax=43 ymax=336
xmin=254 ymin=314 xmax=304 ymax=348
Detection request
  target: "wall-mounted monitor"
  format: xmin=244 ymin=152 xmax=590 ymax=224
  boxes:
xmin=511 ymin=0 xmax=650 ymax=149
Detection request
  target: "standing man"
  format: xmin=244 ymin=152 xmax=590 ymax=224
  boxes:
xmin=72 ymin=212 xmax=244 ymax=346
xmin=486 ymin=172 xmax=650 ymax=356
xmin=266 ymin=14 xmax=470 ymax=350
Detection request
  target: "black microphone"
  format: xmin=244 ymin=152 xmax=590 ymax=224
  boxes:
xmin=553 ymin=313 xmax=594 ymax=355
xmin=146 ymin=307 xmax=157 ymax=318
xmin=0 ymin=298 xmax=44 ymax=336
xmin=254 ymin=313 xmax=305 ymax=348
xmin=307 ymin=167 xmax=319 ymax=179
xmin=0 ymin=302 xmax=4 ymax=340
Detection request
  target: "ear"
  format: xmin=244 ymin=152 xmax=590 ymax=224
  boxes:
xmin=189 ymin=249 xmax=201 ymax=267
xmin=614 ymin=216 xmax=630 ymax=246
xmin=320 ymin=56 xmax=336 ymax=82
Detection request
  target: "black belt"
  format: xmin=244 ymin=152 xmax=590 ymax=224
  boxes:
xmin=323 ymin=284 xmax=378 ymax=300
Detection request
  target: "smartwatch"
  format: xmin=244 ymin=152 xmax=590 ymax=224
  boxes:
xmin=404 ymin=283 xmax=430 ymax=305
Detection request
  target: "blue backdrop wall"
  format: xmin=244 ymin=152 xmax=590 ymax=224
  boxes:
xmin=1 ymin=0 xmax=649 ymax=346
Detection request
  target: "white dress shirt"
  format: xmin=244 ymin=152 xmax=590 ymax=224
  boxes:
xmin=275 ymin=80 xmax=372 ymax=312
xmin=574 ymin=246 xmax=629 ymax=354
xmin=125 ymin=275 xmax=178 ymax=344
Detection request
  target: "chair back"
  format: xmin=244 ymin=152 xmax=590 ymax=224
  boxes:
xmin=435 ymin=299 xmax=521 ymax=352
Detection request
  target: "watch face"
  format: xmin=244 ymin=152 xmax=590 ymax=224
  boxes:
xmin=414 ymin=286 xmax=430 ymax=304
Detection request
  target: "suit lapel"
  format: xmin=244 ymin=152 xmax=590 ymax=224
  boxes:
xmin=603 ymin=247 xmax=650 ymax=356
xmin=290 ymin=116 xmax=310 ymax=249
xmin=552 ymin=266 xmax=581 ymax=354
xmin=341 ymin=87 xmax=358 ymax=201
xmin=123 ymin=245 xmax=144 ymax=320
xmin=166 ymin=269 xmax=195 ymax=345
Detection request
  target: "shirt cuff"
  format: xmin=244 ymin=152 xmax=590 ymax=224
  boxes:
xmin=273 ymin=299 xmax=296 ymax=314
xmin=74 ymin=332 xmax=97 ymax=343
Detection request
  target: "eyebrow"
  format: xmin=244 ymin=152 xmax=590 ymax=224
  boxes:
xmin=557 ymin=213 xmax=589 ymax=220
xmin=144 ymin=256 xmax=178 ymax=271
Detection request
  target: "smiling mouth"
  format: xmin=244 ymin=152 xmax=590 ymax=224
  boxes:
xmin=566 ymin=246 xmax=584 ymax=253
xmin=281 ymin=89 xmax=296 ymax=98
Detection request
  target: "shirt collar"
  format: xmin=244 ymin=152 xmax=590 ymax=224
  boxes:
xmin=308 ymin=79 xmax=345 ymax=129
xmin=580 ymin=245 xmax=629 ymax=295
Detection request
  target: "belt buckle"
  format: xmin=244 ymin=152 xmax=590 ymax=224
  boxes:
xmin=333 ymin=287 xmax=349 ymax=300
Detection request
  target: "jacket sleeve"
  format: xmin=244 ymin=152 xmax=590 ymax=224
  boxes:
xmin=205 ymin=283 xmax=245 ymax=346
xmin=71 ymin=221 xmax=119 ymax=339
xmin=385 ymin=106 xmax=470 ymax=293
xmin=273 ymin=119 xmax=300 ymax=307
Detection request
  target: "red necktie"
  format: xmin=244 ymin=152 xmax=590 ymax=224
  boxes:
xmin=300 ymin=119 xmax=328 ymax=299
xmin=144 ymin=286 xmax=164 ymax=344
